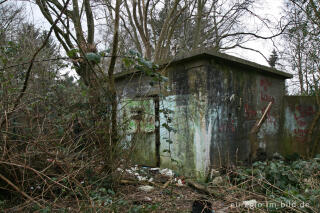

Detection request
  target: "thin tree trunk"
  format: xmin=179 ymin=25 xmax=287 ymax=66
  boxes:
xmin=192 ymin=0 xmax=204 ymax=49
xmin=107 ymin=0 xmax=121 ymax=147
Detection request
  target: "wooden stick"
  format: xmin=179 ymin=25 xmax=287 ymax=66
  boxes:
xmin=250 ymin=101 xmax=273 ymax=134
xmin=162 ymin=179 xmax=171 ymax=189
xmin=249 ymin=101 xmax=273 ymax=161
xmin=185 ymin=179 xmax=220 ymax=198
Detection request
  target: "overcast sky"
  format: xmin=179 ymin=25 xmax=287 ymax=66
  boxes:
xmin=18 ymin=0 xmax=285 ymax=67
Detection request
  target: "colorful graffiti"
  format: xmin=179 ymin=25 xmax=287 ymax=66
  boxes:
xmin=244 ymin=103 xmax=276 ymax=125
xmin=261 ymin=92 xmax=275 ymax=102
xmin=260 ymin=79 xmax=272 ymax=91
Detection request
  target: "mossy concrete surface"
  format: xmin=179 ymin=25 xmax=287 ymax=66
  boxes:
xmin=280 ymin=96 xmax=320 ymax=158
xmin=115 ymin=52 xmax=320 ymax=180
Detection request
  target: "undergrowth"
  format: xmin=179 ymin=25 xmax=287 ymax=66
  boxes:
xmin=222 ymin=156 xmax=320 ymax=212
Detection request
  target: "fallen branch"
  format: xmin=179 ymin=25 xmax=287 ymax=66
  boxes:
xmin=0 ymin=172 xmax=43 ymax=208
xmin=0 ymin=161 xmax=70 ymax=190
xmin=162 ymin=179 xmax=171 ymax=189
xmin=120 ymin=179 xmax=139 ymax=185
xmin=185 ymin=179 xmax=220 ymax=198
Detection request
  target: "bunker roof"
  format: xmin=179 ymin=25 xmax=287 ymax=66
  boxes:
xmin=115 ymin=48 xmax=293 ymax=79
xmin=167 ymin=48 xmax=292 ymax=79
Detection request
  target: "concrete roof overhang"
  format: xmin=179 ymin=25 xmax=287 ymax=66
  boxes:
xmin=165 ymin=48 xmax=293 ymax=79
xmin=115 ymin=48 xmax=293 ymax=80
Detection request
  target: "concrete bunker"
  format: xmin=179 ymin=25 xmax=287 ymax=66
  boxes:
xmin=115 ymin=49 xmax=320 ymax=180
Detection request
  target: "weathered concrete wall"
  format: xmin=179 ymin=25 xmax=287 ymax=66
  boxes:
xmin=281 ymin=96 xmax=320 ymax=158
xmin=160 ymin=57 xmax=286 ymax=179
xmin=115 ymin=54 xmax=289 ymax=180
xmin=116 ymin=72 xmax=160 ymax=98
xmin=120 ymin=98 xmax=157 ymax=166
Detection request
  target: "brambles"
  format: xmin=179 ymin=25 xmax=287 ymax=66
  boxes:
xmin=224 ymin=157 xmax=320 ymax=212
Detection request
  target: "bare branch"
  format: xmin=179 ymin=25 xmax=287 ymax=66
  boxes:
xmin=221 ymin=44 xmax=269 ymax=62
xmin=0 ymin=0 xmax=8 ymax=5
xmin=84 ymin=0 xmax=95 ymax=44
xmin=0 ymin=172 xmax=43 ymax=208
xmin=219 ymin=21 xmax=290 ymax=41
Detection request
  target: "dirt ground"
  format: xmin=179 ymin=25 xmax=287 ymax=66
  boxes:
xmin=116 ymin=183 xmax=229 ymax=212
xmin=111 ymin=166 xmax=236 ymax=212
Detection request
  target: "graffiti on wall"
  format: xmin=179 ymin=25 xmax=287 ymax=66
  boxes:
xmin=243 ymin=78 xmax=277 ymax=125
xmin=260 ymin=78 xmax=275 ymax=103
xmin=293 ymin=105 xmax=315 ymax=142
xmin=244 ymin=104 xmax=257 ymax=120
xmin=259 ymin=78 xmax=277 ymax=126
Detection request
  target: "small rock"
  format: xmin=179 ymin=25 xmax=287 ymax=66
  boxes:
xmin=144 ymin=196 xmax=152 ymax=202
xmin=211 ymin=176 xmax=223 ymax=185
xmin=138 ymin=185 xmax=154 ymax=192
xmin=148 ymin=178 xmax=154 ymax=182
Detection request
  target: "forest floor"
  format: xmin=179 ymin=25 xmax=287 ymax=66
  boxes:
xmin=95 ymin=157 xmax=320 ymax=213
xmin=110 ymin=166 xmax=230 ymax=212
xmin=1 ymin=158 xmax=319 ymax=212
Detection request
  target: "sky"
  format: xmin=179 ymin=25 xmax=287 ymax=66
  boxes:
xmin=17 ymin=0 xmax=285 ymax=69
xmin=226 ymin=0 xmax=285 ymax=66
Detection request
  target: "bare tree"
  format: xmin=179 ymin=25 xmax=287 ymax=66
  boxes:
xmin=284 ymin=0 xmax=320 ymax=94
xmin=36 ymin=0 xmax=98 ymax=88
xmin=282 ymin=0 xmax=320 ymax=156
xmin=0 ymin=3 xmax=23 ymax=43
xmin=118 ymin=0 xmax=288 ymax=63
xmin=35 ymin=0 xmax=123 ymax=150
xmin=120 ymin=0 xmax=184 ymax=62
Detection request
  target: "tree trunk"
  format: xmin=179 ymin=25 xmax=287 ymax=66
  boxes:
xmin=107 ymin=0 xmax=121 ymax=149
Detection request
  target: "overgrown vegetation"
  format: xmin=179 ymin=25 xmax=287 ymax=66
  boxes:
xmin=223 ymin=157 xmax=320 ymax=212
xmin=1 ymin=0 xmax=320 ymax=212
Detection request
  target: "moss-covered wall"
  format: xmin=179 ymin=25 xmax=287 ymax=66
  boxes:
xmin=116 ymin=55 xmax=288 ymax=180
xmin=280 ymin=96 xmax=320 ymax=158
xmin=159 ymin=58 xmax=285 ymax=180
xmin=120 ymin=98 xmax=157 ymax=166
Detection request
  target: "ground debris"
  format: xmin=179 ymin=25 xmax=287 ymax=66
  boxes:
xmin=138 ymin=185 xmax=154 ymax=192
xmin=113 ymin=165 xmax=228 ymax=212
xmin=211 ymin=176 xmax=223 ymax=185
